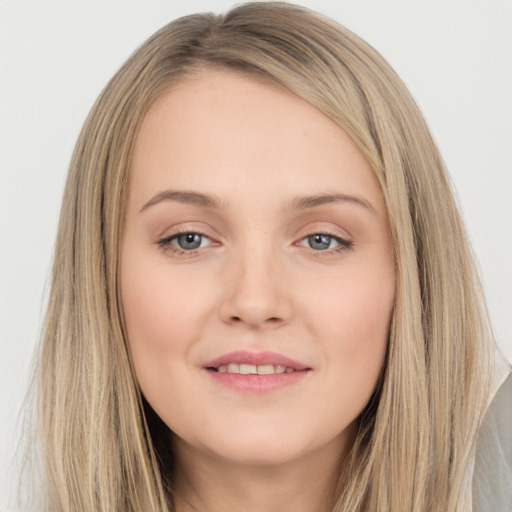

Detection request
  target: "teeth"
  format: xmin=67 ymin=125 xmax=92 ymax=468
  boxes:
xmin=215 ymin=364 xmax=295 ymax=375
xmin=257 ymin=364 xmax=274 ymax=375
xmin=240 ymin=364 xmax=257 ymax=374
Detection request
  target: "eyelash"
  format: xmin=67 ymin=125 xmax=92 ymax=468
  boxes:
xmin=156 ymin=230 xmax=354 ymax=257
xmin=157 ymin=229 xmax=217 ymax=257
xmin=299 ymin=231 xmax=354 ymax=255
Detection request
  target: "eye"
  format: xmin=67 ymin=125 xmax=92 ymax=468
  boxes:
xmin=158 ymin=231 xmax=214 ymax=253
xmin=307 ymin=234 xmax=337 ymax=251
xmin=297 ymin=232 xmax=353 ymax=252
xmin=174 ymin=233 xmax=208 ymax=250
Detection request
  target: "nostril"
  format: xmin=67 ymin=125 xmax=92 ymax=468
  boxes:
xmin=228 ymin=315 xmax=281 ymax=325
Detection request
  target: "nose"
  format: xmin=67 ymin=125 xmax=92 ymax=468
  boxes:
xmin=219 ymin=247 xmax=293 ymax=329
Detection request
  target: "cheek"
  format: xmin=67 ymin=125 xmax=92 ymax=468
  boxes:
xmin=306 ymin=266 xmax=394 ymax=397
xmin=306 ymin=265 xmax=394 ymax=343
xmin=120 ymin=251 xmax=214 ymax=388
xmin=122 ymin=273 xmax=186 ymax=357
xmin=120 ymin=260 xmax=218 ymax=430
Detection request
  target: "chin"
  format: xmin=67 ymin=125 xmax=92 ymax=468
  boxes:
xmin=182 ymin=422 xmax=337 ymax=468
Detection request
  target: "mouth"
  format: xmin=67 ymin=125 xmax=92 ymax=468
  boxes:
xmin=208 ymin=363 xmax=299 ymax=375
xmin=203 ymin=350 xmax=310 ymax=372
xmin=202 ymin=351 xmax=311 ymax=393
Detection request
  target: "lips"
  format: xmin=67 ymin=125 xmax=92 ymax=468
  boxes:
xmin=217 ymin=363 xmax=293 ymax=375
xmin=202 ymin=350 xmax=311 ymax=393
xmin=203 ymin=350 xmax=310 ymax=372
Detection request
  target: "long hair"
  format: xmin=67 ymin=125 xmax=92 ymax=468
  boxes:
xmin=34 ymin=2 xmax=494 ymax=510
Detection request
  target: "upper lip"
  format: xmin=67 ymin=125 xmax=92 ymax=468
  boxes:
xmin=203 ymin=350 xmax=310 ymax=370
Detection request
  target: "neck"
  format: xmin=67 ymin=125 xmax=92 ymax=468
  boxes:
xmin=172 ymin=432 xmax=353 ymax=512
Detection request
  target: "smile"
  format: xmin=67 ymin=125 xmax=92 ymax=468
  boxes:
xmin=215 ymin=364 xmax=296 ymax=374
xmin=203 ymin=351 xmax=311 ymax=393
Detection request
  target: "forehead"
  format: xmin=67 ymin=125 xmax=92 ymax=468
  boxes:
xmin=128 ymin=69 xmax=385 ymax=215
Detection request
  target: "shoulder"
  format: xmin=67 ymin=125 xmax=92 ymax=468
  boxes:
xmin=472 ymin=354 xmax=512 ymax=512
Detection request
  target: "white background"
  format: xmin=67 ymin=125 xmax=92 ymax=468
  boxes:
xmin=1 ymin=1 xmax=511 ymax=509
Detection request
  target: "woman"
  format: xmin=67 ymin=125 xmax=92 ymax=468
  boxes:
xmin=29 ymin=2 xmax=510 ymax=511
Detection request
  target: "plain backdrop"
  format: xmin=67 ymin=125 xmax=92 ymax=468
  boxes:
xmin=1 ymin=1 xmax=511 ymax=509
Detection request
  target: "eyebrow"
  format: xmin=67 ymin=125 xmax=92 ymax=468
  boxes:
xmin=291 ymin=193 xmax=376 ymax=215
xmin=140 ymin=190 xmax=223 ymax=212
xmin=140 ymin=189 xmax=376 ymax=215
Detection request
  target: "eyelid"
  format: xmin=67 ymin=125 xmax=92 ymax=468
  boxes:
xmin=293 ymin=224 xmax=354 ymax=254
xmin=155 ymin=224 xmax=221 ymax=256
xmin=169 ymin=232 xmax=212 ymax=249
xmin=297 ymin=232 xmax=352 ymax=248
xmin=296 ymin=233 xmax=340 ymax=248
xmin=294 ymin=222 xmax=352 ymax=241
xmin=154 ymin=222 xmax=353 ymax=257
xmin=155 ymin=221 xmax=221 ymax=241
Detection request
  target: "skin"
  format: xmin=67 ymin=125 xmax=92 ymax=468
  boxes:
xmin=120 ymin=69 xmax=396 ymax=512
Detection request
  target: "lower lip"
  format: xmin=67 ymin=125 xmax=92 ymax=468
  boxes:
xmin=205 ymin=369 xmax=310 ymax=393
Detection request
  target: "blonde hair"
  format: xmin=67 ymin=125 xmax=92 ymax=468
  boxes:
xmin=34 ymin=2 xmax=494 ymax=511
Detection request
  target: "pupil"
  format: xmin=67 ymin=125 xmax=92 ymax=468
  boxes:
xmin=178 ymin=233 xmax=202 ymax=250
xmin=309 ymin=234 xmax=331 ymax=250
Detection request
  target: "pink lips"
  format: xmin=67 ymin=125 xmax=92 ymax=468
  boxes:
xmin=203 ymin=350 xmax=309 ymax=370
xmin=203 ymin=350 xmax=311 ymax=393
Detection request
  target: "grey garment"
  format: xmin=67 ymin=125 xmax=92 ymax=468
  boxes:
xmin=473 ymin=372 xmax=512 ymax=511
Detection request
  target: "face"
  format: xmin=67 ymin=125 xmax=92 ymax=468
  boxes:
xmin=120 ymin=70 xmax=395 ymax=469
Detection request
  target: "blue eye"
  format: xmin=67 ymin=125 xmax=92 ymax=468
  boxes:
xmin=158 ymin=232 xmax=213 ymax=253
xmin=307 ymin=234 xmax=337 ymax=250
xmin=297 ymin=232 xmax=353 ymax=253
xmin=174 ymin=233 xmax=205 ymax=250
